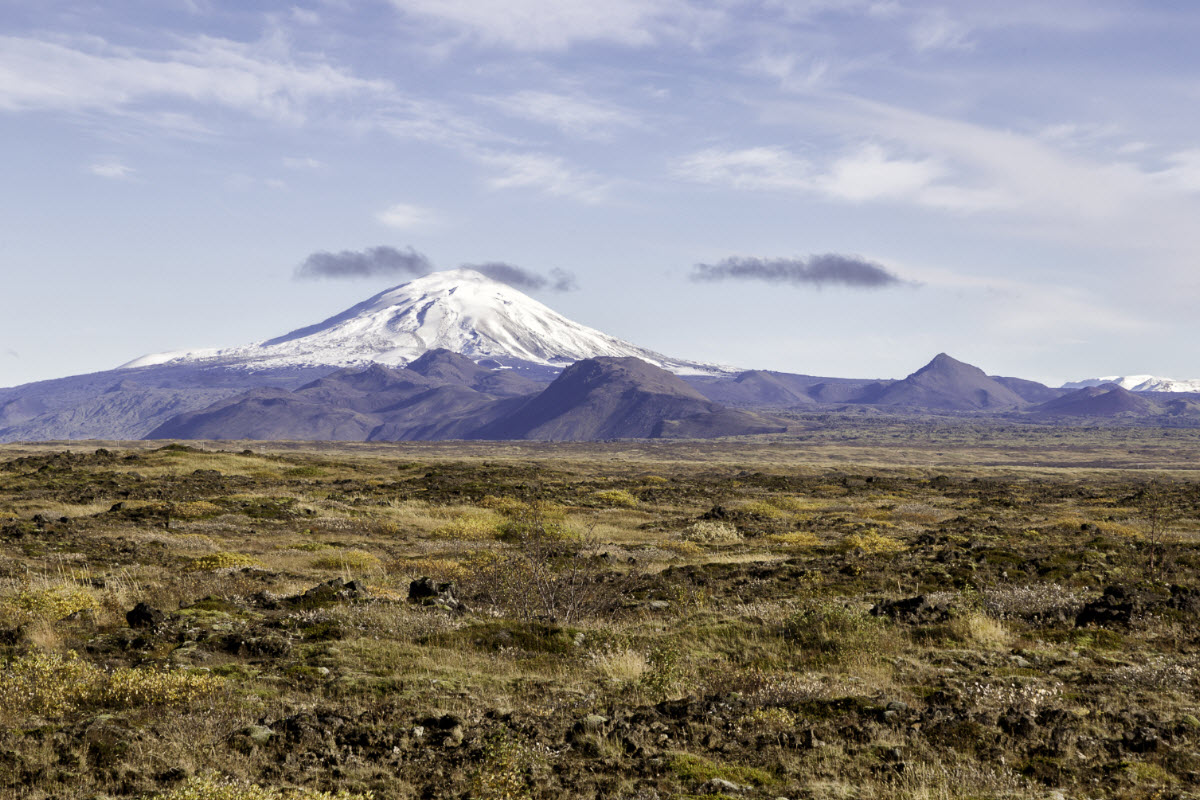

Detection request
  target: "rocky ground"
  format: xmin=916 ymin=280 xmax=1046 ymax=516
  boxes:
xmin=1 ymin=434 xmax=1199 ymax=799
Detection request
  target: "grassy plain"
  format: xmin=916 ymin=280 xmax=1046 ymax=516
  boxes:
xmin=2 ymin=419 xmax=1200 ymax=799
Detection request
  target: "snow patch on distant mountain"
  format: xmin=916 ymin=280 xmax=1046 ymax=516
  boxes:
xmin=1062 ymin=375 xmax=1200 ymax=393
xmin=120 ymin=268 xmax=732 ymax=376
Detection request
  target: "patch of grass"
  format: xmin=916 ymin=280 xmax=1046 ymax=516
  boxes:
xmin=152 ymin=774 xmax=374 ymax=800
xmin=668 ymin=752 xmax=775 ymax=787
xmin=838 ymin=529 xmax=906 ymax=554
xmin=766 ymin=531 xmax=820 ymax=546
xmin=592 ymin=489 xmax=639 ymax=508
xmin=0 ymin=583 xmax=99 ymax=622
xmin=310 ymin=548 xmax=383 ymax=573
xmin=185 ymin=552 xmax=267 ymax=572
xmin=0 ymin=651 xmax=224 ymax=721
xmin=682 ymin=520 xmax=742 ymax=544
xmin=432 ymin=510 xmax=503 ymax=541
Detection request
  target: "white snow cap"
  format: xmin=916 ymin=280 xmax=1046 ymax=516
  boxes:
xmin=120 ymin=268 xmax=730 ymax=375
xmin=1062 ymin=375 xmax=1200 ymax=393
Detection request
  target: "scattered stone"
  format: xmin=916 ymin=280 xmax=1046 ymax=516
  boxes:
xmin=870 ymin=595 xmax=952 ymax=624
xmin=408 ymin=577 xmax=467 ymax=612
xmin=231 ymin=725 xmax=274 ymax=750
xmin=699 ymin=778 xmax=747 ymax=794
xmin=125 ymin=602 xmax=165 ymax=629
xmin=279 ymin=578 xmax=369 ymax=609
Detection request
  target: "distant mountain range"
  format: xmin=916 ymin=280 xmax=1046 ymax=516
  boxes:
xmin=3 ymin=269 xmax=1199 ymax=442
xmin=1061 ymin=375 xmax=1200 ymax=393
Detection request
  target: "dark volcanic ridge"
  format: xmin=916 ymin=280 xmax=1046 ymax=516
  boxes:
xmin=148 ymin=353 xmax=788 ymax=443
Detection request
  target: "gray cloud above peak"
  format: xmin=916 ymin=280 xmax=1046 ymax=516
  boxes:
xmin=294 ymin=246 xmax=432 ymax=280
xmin=293 ymin=246 xmax=576 ymax=292
xmin=464 ymin=262 xmax=578 ymax=292
xmin=691 ymin=254 xmax=909 ymax=289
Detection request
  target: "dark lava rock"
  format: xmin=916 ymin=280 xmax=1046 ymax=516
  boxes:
xmin=280 ymin=579 xmax=369 ymax=609
xmin=125 ymin=602 xmax=166 ymax=629
xmin=408 ymin=577 xmax=466 ymax=612
xmin=1075 ymin=584 xmax=1148 ymax=627
xmin=870 ymin=595 xmax=953 ymax=624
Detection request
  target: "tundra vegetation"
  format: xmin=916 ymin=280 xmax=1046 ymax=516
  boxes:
xmin=2 ymin=420 xmax=1200 ymax=799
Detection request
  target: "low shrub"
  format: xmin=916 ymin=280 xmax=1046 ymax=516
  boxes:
xmin=0 ymin=651 xmax=224 ymax=721
xmin=838 ymin=530 xmax=906 ymax=554
xmin=592 ymin=489 xmax=639 ymax=508
xmin=0 ymin=584 xmax=99 ymax=623
xmin=185 ymin=552 xmax=266 ymax=572
xmin=682 ymin=520 xmax=741 ymax=544
xmin=433 ymin=511 xmax=503 ymax=541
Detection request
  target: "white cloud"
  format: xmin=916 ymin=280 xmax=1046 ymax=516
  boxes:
xmin=290 ymin=7 xmax=321 ymax=25
xmin=480 ymin=151 xmax=609 ymax=203
xmin=909 ymin=11 xmax=973 ymax=52
xmin=675 ymin=142 xmax=1000 ymax=211
xmin=88 ymin=159 xmax=134 ymax=179
xmin=1156 ymin=150 xmax=1200 ymax=194
xmin=388 ymin=0 xmax=701 ymax=51
xmin=674 ymin=146 xmax=812 ymax=191
xmin=282 ymin=156 xmax=323 ymax=169
xmin=375 ymin=202 xmax=440 ymax=230
xmin=817 ymin=143 xmax=943 ymax=201
xmin=0 ymin=34 xmax=389 ymax=123
xmin=488 ymin=90 xmax=639 ymax=139
xmin=748 ymin=52 xmax=830 ymax=92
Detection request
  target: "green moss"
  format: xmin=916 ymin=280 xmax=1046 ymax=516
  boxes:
xmin=668 ymin=752 xmax=775 ymax=787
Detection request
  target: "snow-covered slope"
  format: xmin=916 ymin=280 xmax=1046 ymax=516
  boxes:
xmin=1062 ymin=375 xmax=1200 ymax=393
xmin=121 ymin=269 xmax=729 ymax=376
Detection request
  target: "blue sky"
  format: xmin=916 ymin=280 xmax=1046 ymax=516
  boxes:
xmin=3 ymin=0 xmax=1199 ymax=387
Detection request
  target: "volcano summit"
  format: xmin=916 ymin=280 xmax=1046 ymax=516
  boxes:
xmin=120 ymin=269 xmax=722 ymax=376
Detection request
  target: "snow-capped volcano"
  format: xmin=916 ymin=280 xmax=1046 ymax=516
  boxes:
xmin=121 ymin=268 xmax=728 ymax=376
xmin=1062 ymin=375 xmax=1200 ymax=393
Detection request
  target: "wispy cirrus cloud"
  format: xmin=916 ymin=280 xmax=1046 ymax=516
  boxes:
xmin=375 ymin=203 xmax=441 ymax=230
xmin=387 ymin=0 xmax=707 ymax=51
xmin=691 ymin=254 xmax=909 ymax=289
xmin=486 ymin=90 xmax=640 ymax=139
xmin=675 ymin=142 xmax=989 ymax=211
xmin=480 ymin=151 xmax=610 ymax=203
xmin=88 ymin=159 xmax=135 ymax=179
xmin=0 ymin=34 xmax=389 ymax=123
xmin=282 ymin=156 xmax=323 ymax=170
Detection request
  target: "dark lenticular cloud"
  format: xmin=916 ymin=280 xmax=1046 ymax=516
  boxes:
xmin=691 ymin=254 xmax=906 ymax=288
xmin=465 ymin=262 xmax=578 ymax=292
xmin=295 ymin=245 xmax=432 ymax=280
